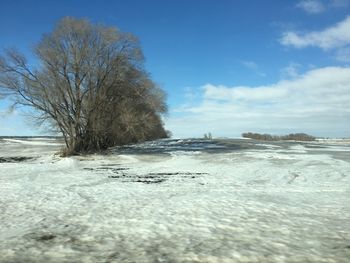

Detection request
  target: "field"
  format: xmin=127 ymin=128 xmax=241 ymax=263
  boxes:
xmin=0 ymin=138 xmax=350 ymax=262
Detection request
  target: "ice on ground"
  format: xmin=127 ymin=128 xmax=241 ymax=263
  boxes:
xmin=0 ymin=138 xmax=350 ymax=262
xmin=3 ymin=138 xmax=63 ymax=146
xmin=0 ymin=137 xmax=64 ymax=158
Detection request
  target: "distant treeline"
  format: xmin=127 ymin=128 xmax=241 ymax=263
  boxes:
xmin=242 ymin=132 xmax=316 ymax=141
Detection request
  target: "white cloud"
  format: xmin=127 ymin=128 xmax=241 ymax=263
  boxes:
xmin=297 ymin=0 xmax=349 ymax=14
xmin=336 ymin=47 xmax=350 ymax=62
xmin=280 ymin=62 xmax=301 ymax=79
xmin=202 ymin=84 xmax=288 ymax=102
xmin=165 ymin=67 xmax=350 ymax=138
xmin=330 ymin=0 xmax=349 ymax=7
xmin=242 ymin=61 xmax=258 ymax=70
xmin=183 ymin=87 xmax=197 ymax=100
xmin=280 ymin=16 xmax=350 ymax=62
xmin=281 ymin=16 xmax=350 ymax=50
xmin=241 ymin=61 xmax=266 ymax=77
xmin=297 ymin=0 xmax=325 ymax=14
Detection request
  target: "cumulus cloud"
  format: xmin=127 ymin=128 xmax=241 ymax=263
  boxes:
xmin=297 ymin=0 xmax=325 ymax=14
xmin=281 ymin=16 xmax=350 ymax=50
xmin=280 ymin=16 xmax=350 ymax=62
xmin=165 ymin=67 xmax=350 ymax=138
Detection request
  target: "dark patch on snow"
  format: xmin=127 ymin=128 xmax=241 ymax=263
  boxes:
xmin=112 ymin=168 xmax=129 ymax=171
xmin=134 ymin=178 xmax=167 ymax=184
xmin=84 ymin=166 xmax=129 ymax=172
xmin=148 ymin=172 xmax=208 ymax=176
xmin=83 ymin=161 xmax=207 ymax=184
xmin=107 ymin=171 xmax=207 ymax=184
xmin=99 ymin=163 xmax=122 ymax=167
xmin=96 ymin=167 xmax=115 ymax=170
xmin=108 ymin=175 xmax=128 ymax=178
xmin=304 ymin=144 xmax=327 ymax=149
xmin=333 ymin=245 xmax=350 ymax=250
xmin=108 ymin=174 xmax=167 ymax=184
xmin=26 ymin=232 xmax=57 ymax=242
xmin=287 ymin=173 xmax=300 ymax=184
xmin=0 ymin=156 xmax=34 ymax=163
xmin=35 ymin=234 xmax=56 ymax=241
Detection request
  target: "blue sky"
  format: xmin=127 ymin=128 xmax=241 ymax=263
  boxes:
xmin=1 ymin=0 xmax=350 ymax=137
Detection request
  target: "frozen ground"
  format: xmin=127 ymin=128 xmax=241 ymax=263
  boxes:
xmin=0 ymin=137 xmax=350 ymax=262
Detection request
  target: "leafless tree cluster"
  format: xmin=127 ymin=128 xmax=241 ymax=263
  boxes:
xmin=242 ymin=132 xmax=316 ymax=141
xmin=203 ymin=132 xmax=212 ymax=140
xmin=0 ymin=17 xmax=168 ymax=155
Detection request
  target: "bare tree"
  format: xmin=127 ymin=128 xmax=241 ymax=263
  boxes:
xmin=0 ymin=17 xmax=168 ymax=154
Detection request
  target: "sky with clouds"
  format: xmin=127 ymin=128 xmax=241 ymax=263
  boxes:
xmin=0 ymin=0 xmax=350 ymax=137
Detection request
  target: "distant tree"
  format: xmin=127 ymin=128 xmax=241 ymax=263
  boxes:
xmin=283 ymin=133 xmax=316 ymax=141
xmin=242 ymin=132 xmax=315 ymax=141
xmin=203 ymin=132 xmax=212 ymax=140
xmin=0 ymin=17 xmax=168 ymax=155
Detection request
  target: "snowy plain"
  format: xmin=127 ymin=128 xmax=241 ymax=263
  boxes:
xmin=0 ymin=137 xmax=350 ymax=262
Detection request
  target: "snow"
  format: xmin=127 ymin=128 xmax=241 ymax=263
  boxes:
xmin=0 ymin=138 xmax=350 ymax=262
xmin=3 ymin=138 xmax=63 ymax=146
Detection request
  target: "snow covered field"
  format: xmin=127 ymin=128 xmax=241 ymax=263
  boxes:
xmin=0 ymin=137 xmax=350 ymax=262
